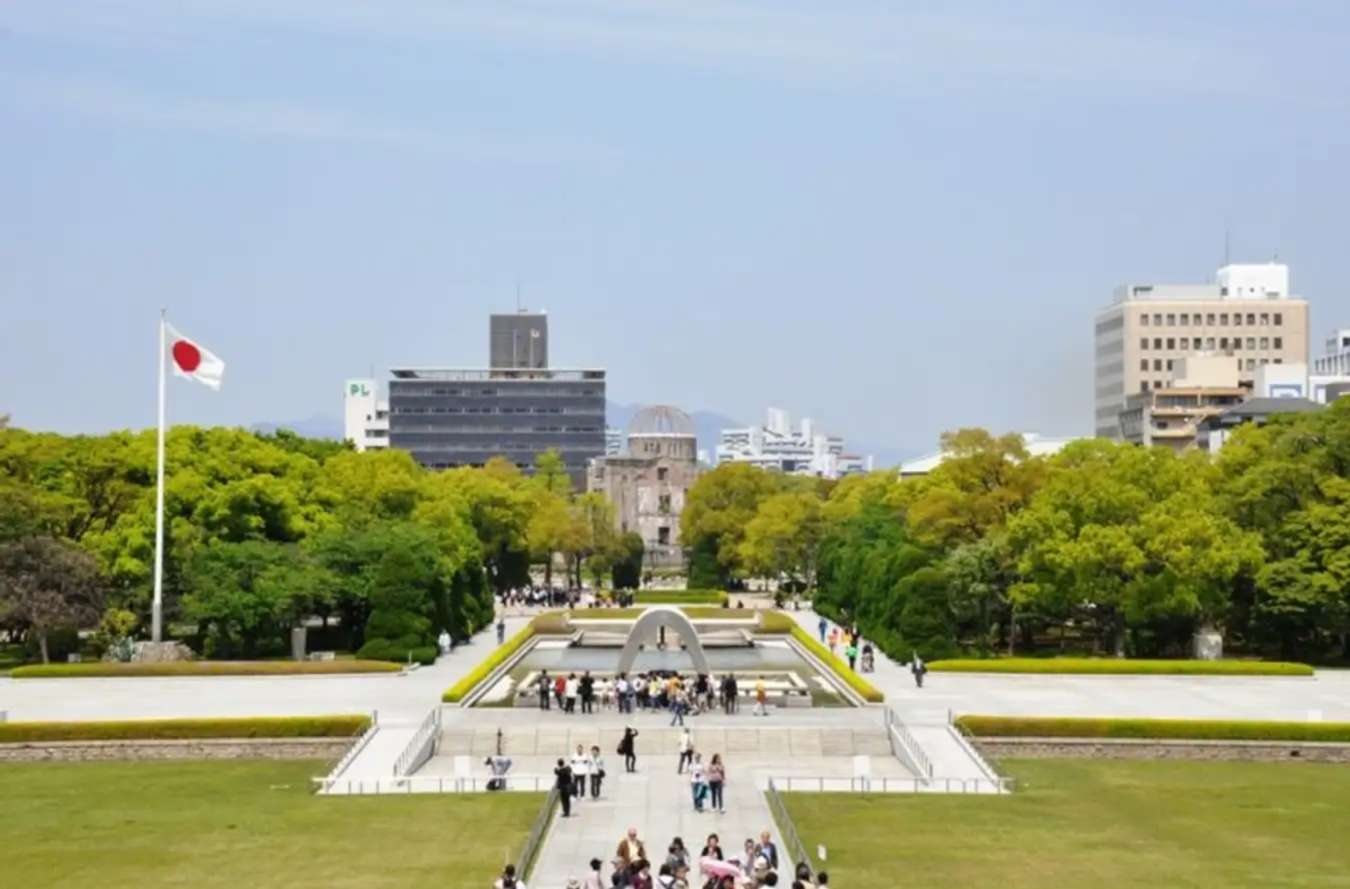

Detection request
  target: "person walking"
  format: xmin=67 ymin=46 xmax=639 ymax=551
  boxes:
xmin=754 ymin=677 xmax=768 ymax=716
xmin=677 ymin=728 xmax=693 ymax=774
xmin=828 ymin=626 xmax=840 ymax=655
xmin=689 ymin=753 xmax=707 ymax=812
xmin=669 ymin=691 xmax=686 ymax=727
xmin=619 ymin=726 xmax=639 ymax=772
xmin=700 ymin=833 xmax=724 ymax=861
xmin=817 ymin=616 xmax=827 ymax=643
xmin=554 ymin=758 xmax=574 ymax=818
xmin=566 ymin=673 xmax=580 ymax=714
xmin=537 ymin=670 xmax=551 ymax=710
xmin=583 ymin=858 xmax=605 ymax=889
xmin=589 ymin=745 xmax=605 ymax=799
xmin=665 ymin=837 xmax=690 ymax=873
xmin=580 ymin=671 xmax=595 ymax=714
xmin=723 ymin=674 xmax=738 ymax=714
xmin=570 ymin=744 xmax=590 ymax=801
xmin=707 ymin=753 xmax=726 ymax=814
xmin=496 ymin=615 xmax=506 ymax=645
xmin=554 ymin=673 xmax=567 ymax=710
xmin=911 ymin=653 xmax=928 ymax=688
xmin=845 ymin=640 xmax=858 ymax=672
xmin=755 ymin=831 xmax=779 ymax=872
xmin=615 ymin=674 xmax=630 ymax=714
xmin=494 ymin=863 xmax=525 ymax=889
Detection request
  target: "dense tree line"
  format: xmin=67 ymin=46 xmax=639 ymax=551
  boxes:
xmin=0 ymin=428 xmax=639 ymax=662
xmin=682 ymin=400 xmax=1350 ymax=662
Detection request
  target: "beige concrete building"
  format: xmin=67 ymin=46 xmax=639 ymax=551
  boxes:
xmin=1118 ymin=357 xmax=1247 ymax=451
xmin=1094 ymin=263 xmax=1309 ymax=438
xmin=587 ymin=405 xmax=702 ymax=569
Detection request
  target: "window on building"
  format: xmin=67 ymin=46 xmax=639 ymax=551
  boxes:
xmin=1220 ymin=337 xmax=1229 ymax=349
xmin=1274 ymin=313 xmax=1283 ymax=325
xmin=1274 ymin=337 xmax=1283 ymax=349
xmin=658 ymin=494 xmax=672 ymax=514
xmin=1179 ymin=314 xmax=1189 ymax=326
xmin=1141 ymin=314 xmax=1150 ymax=326
xmin=1166 ymin=338 xmax=1175 ymax=349
xmin=1140 ymin=338 xmax=1149 ymax=350
xmin=657 ymin=527 xmax=671 ymax=545
xmin=1166 ymin=313 xmax=1176 ymax=325
xmin=1246 ymin=337 xmax=1256 ymax=350
xmin=1260 ymin=313 xmax=1269 ymax=325
xmin=1206 ymin=313 xmax=1216 ymax=325
xmin=1233 ymin=314 xmax=1242 ymax=326
xmin=1166 ymin=359 xmax=1174 ymax=371
xmin=1259 ymin=337 xmax=1269 ymax=349
xmin=1153 ymin=359 xmax=1162 ymax=371
xmin=657 ymin=466 xmax=669 ymax=481
xmin=1153 ymin=313 xmax=1162 ymax=325
xmin=1140 ymin=381 xmax=1149 ymax=393
xmin=1275 ymin=358 xmax=1283 ymax=364
xmin=1153 ymin=380 xmax=1162 ymax=389
xmin=1205 ymin=337 xmax=1215 ymax=350
xmin=1154 ymin=337 xmax=1162 ymax=349
xmin=1220 ymin=313 xmax=1229 ymax=325
xmin=1246 ymin=313 xmax=1256 ymax=325
xmin=1246 ymin=358 xmax=1256 ymax=370
xmin=1140 ymin=359 xmax=1149 ymax=371
xmin=1261 ymin=358 xmax=1269 ymax=366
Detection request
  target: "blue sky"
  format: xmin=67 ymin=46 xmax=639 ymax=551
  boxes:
xmin=3 ymin=1 xmax=1348 ymax=460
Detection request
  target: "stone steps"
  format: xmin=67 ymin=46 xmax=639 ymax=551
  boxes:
xmin=438 ymin=725 xmax=889 ymax=758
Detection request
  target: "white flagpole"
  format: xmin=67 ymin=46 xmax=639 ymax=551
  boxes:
xmin=152 ymin=309 xmax=167 ymax=643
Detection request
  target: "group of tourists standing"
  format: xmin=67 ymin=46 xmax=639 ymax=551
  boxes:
xmin=677 ymin=728 xmax=727 ymax=813
xmin=536 ymin=670 xmax=769 ymax=718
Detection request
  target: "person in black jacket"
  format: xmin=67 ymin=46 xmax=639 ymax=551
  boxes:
xmin=580 ymin=671 xmax=595 ymax=714
xmin=555 ymin=757 xmax=574 ymax=817
xmin=538 ymin=670 xmax=551 ymax=710
xmin=618 ymin=726 xmax=639 ymax=773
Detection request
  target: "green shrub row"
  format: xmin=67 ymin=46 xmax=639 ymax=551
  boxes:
xmin=636 ymin=590 xmax=729 ymax=605
xmin=757 ymin=611 xmax=795 ymax=634
xmin=9 ymin=660 xmax=403 ymax=678
xmin=928 ymin=657 xmax=1313 ymax=676
xmin=570 ymin=607 xmax=756 ymax=621
xmin=442 ymin=622 xmax=537 ymax=703
xmin=788 ymin=622 xmax=884 ymax=703
xmin=956 ymin=715 xmax=1350 ymax=743
xmin=354 ymin=640 xmax=438 ymax=666
xmin=0 ymin=714 xmax=371 ymax=743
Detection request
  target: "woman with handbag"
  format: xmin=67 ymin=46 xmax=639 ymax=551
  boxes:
xmin=589 ymin=744 xmax=605 ymax=798
xmin=618 ymin=726 xmax=639 ymax=773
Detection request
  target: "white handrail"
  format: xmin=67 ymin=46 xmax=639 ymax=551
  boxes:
xmin=327 ymin=712 xmax=379 ymax=782
xmin=393 ymin=707 xmax=441 ymax=777
xmin=884 ymin=709 xmax=934 ymax=781
xmin=313 ymin=774 xmax=555 ymax=795
xmin=766 ymin=774 xmax=1013 ymax=794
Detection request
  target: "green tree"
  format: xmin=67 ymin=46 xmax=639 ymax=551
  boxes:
xmin=740 ymin=491 xmax=826 ymax=592
xmin=611 ymin=531 xmax=645 ymax=589
xmin=0 ymin=536 xmax=105 ymax=663
xmin=681 ymin=463 xmax=783 ymax=587
xmin=532 ymin=449 xmax=573 ymax=497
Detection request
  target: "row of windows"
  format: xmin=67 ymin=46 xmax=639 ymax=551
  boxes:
xmin=395 ymin=387 xmax=603 ymax=398
xmin=1137 ymin=357 xmax=1281 ymax=388
xmin=394 ymin=406 xmax=603 ymax=416
xmin=1141 ymin=336 xmax=1283 ymax=351
xmin=1140 ymin=311 xmax=1283 ymax=328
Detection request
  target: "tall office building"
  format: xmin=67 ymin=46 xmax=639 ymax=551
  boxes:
xmin=383 ymin=312 xmax=605 ymax=485
xmin=1093 ymin=263 xmax=1309 ymax=438
xmin=489 ymin=312 xmax=548 ymax=369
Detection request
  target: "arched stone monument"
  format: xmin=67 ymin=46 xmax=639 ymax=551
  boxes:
xmin=616 ymin=605 xmax=711 ymax=674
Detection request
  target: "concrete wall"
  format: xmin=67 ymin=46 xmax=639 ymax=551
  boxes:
xmin=973 ymin=736 xmax=1350 ymax=763
xmin=0 ymin=737 xmax=353 ymax=763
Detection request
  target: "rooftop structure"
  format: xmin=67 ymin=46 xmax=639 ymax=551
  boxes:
xmin=1197 ymin=397 xmax=1324 ymax=452
xmin=716 ymin=408 xmax=870 ymax=478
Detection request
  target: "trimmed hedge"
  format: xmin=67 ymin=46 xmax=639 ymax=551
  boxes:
xmin=636 ymin=590 xmax=729 ymax=605
xmin=955 ymin=715 xmax=1350 ymax=743
xmin=354 ymin=640 xmax=438 ymax=666
xmin=757 ymin=611 xmax=795 ymax=634
xmin=442 ymin=622 xmax=537 ymax=703
xmin=570 ymin=607 xmax=756 ymax=621
xmin=788 ymin=622 xmax=884 ymax=703
xmin=928 ymin=657 xmax=1313 ymax=676
xmin=0 ymin=714 xmax=371 ymax=743
xmin=9 ymin=660 xmax=403 ymax=678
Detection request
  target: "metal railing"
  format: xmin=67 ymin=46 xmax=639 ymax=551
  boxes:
xmin=516 ymin=788 xmax=559 ymax=880
xmin=765 ymin=777 xmax=813 ymax=872
xmin=326 ymin=711 xmax=379 ymax=782
xmin=768 ymin=775 xmax=1014 ymax=794
xmin=314 ymin=774 xmax=556 ymax=795
xmin=883 ymin=708 xmax=934 ymax=781
xmin=393 ymin=707 xmax=442 ymax=777
xmin=945 ymin=710 xmax=1006 ymax=787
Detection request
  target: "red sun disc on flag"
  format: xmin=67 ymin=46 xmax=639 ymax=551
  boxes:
xmin=172 ymin=340 xmax=201 ymax=373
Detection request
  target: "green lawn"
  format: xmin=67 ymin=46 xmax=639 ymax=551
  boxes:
xmin=928 ymin=657 xmax=1312 ymax=676
xmin=1 ymin=759 xmax=544 ymax=889
xmin=785 ymin=759 xmax=1350 ymax=889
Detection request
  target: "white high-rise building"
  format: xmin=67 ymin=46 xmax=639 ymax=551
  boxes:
xmin=1093 ymin=263 xmax=1310 ymax=439
xmin=716 ymin=408 xmax=871 ymax=478
xmin=343 ymin=379 xmax=389 ymax=452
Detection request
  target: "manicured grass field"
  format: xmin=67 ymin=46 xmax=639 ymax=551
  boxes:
xmin=10 ymin=659 xmax=402 ymax=678
xmin=927 ymin=657 xmax=1313 ymax=676
xmin=956 ymin=715 xmax=1350 ymax=742
xmin=0 ymin=759 xmax=545 ymax=889
xmin=785 ymin=759 xmax=1350 ymax=889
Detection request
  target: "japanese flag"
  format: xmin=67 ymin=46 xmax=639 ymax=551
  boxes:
xmin=167 ymin=324 xmax=225 ymax=390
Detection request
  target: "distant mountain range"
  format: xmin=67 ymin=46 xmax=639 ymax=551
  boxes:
xmin=252 ymin=402 xmax=905 ymax=468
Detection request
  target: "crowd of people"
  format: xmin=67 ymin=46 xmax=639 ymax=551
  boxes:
xmin=489 ymin=825 xmax=830 ymax=889
xmin=535 ymin=670 xmax=772 ymax=719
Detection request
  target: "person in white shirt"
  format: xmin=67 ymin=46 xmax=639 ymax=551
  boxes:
xmin=493 ymin=863 xmax=525 ymax=889
xmin=689 ymin=753 xmax=707 ymax=812
xmin=570 ymin=744 xmax=590 ymax=800
xmin=615 ymin=675 xmax=630 ymax=714
xmin=678 ymin=728 xmax=693 ymax=774
xmin=565 ymin=674 xmax=579 ymax=714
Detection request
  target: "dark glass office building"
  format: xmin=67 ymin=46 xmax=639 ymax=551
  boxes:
xmin=388 ymin=368 xmax=606 ymax=484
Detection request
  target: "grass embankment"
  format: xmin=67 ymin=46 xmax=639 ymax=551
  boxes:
xmin=570 ymin=607 xmax=756 ymax=620
xmin=956 ymin=715 xmax=1350 ymax=743
xmin=784 ymin=621 xmax=884 ymax=703
xmin=928 ymin=657 xmax=1313 ymax=676
xmin=0 ymin=760 xmax=544 ymax=889
xmin=785 ymin=759 xmax=1350 ymax=889
xmin=0 ymin=715 xmax=371 ymax=743
xmin=634 ymin=589 xmax=729 ymax=605
xmin=443 ymin=621 xmax=538 ymax=703
xmin=10 ymin=660 xmax=402 ymax=678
